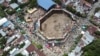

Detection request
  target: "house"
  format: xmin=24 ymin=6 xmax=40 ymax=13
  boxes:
xmin=0 ymin=17 xmax=7 ymax=26
xmin=10 ymin=3 xmax=19 ymax=9
xmin=82 ymin=0 xmax=92 ymax=8
xmin=94 ymin=11 xmax=100 ymax=18
xmin=0 ymin=29 xmax=6 ymax=36
xmin=11 ymin=35 xmax=25 ymax=46
xmin=4 ymin=46 xmax=11 ymax=51
xmin=6 ymin=0 xmax=11 ymax=2
xmin=0 ymin=0 xmax=4 ymax=4
xmin=3 ymin=21 xmax=15 ymax=29
xmin=37 ymin=0 xmax=55 ymax=11
xmin=26 ymin=44 xmax=45 ymax=56
xmin=18 ymin=0 xmax=28 ymax=4
xmin=87 ymin=26 xmax=97 ymax=35
xmin=0 ymin=18 xmax=14 ymax=29
xmin=20 ymin=50 xmax=29 ymax=56
xmin=7 ymin=34 xmax=20 ymax=44
xmin=27 ymin=8 xmax=37 ymax=14
xmin=81 ymin=31 xmax=94 ymax=45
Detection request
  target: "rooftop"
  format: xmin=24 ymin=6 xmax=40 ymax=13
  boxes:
xmin=0 ymin=17 xmax=7 ymax=26
xmin=26 ymin=44 xmax=45 ymax=56
xmin=37 ymin=0 xmax=55 ymax=10
xmin=10 ymin=3 xmax=19 ymax=9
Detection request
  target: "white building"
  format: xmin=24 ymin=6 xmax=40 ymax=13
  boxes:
xmin=95 ymin=11 xmax=100 ymax=18
xmin=0 ymin=17 xmax=7 ymax=26
xmin=7 ymin=34 xmax=20 ymax=44
xmin=0 ymin=29 xmax=6 ymax=36
xmin=18 ymin=0 xmax=28 ymax=4
xmin=0 ymin=0 xmax=4 ymax=4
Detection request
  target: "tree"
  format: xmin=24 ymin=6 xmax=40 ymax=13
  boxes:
xmin=82 ymin=39 xmax=100 ymax=56
xmin=29 ymin=0 xmax=37 ymax=8
xmin=95 ymin=31 xmax=100 ymax=36
xmin=95 ymin=7 xmax=100 ymax=13
xmin=15 ymin=53 xmax=24 ymax=56
xmin=18 ymin=1 xmax=30 ymax=8
xmin=10 ymin=0 xmax=18 ymax=3
xmin=54 ymin=0 xmax=61 ymax=5
xmin=75 ymin=34 xmax=83 ymax=44
xmin=21 ymin=30 xmax=26 ymax=34
xmin=19 ymin=43 xmax=25 ymax=49
xmin=0 ymin=37 xmax=7 ymax=49
xmin=0 ymin=6 xmax=6 ymax=17
xmin=66 ymin=6 xmax=76 ymax=14
xmin=6 ymin=9 xmax=16 ymax=15
xmin=63 ymin=53 xmax=68 ymax=56
xmin=2 ymin=51 xmax=9 ymax=56
xmin=36 ymin=44 xmax=43 ymax=50
xmin=89 ymin=20 xmax=99 ymax=26
xmin=0 ymin=37 xmax=7 ymax=44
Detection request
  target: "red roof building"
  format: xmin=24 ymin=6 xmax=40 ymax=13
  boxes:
xmin=88 ymin=26 xmax=97 ymax=35
xmin=26 ymin=44 xmax=45 ymax=56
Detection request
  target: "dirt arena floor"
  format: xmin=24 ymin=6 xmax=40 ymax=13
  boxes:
xmin=41 ymin=13 xmax=73 ymax=39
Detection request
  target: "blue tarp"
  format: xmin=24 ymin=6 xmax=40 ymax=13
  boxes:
xmin=37 ymin=0 xmax=55 ymax=10
xmin=3 ymin=21 xmax=11 ymax=27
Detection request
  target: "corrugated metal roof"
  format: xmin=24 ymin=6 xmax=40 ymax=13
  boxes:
xmin=10 ymin=3 xmax=19 ymax=9
xmin=37 ymin=0 xmax=55 ymax=10
xmin=0 ymin=17 xmax=7 ymax=26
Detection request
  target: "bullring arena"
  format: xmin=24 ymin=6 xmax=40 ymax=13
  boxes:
xmin=38 ymin=9 xmax=74 ymax=40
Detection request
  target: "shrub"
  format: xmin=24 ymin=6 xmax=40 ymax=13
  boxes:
xmin=89 ymin=20 xmax=99 ymax=26
xmin=94 ymin=7 xmax=100 ymax=13
xmin=66 ymin=5 xmax=86 ymax=18
xmin=54 ymin=0 xmax=61 ymax=5
xmin=36 ymin=44 xmax=43 ymax=50
xmin=94 ymin=31 xmax=100 ymax=36
xmin=0 ymin=6 xmax=6 ymax=17
xmin=29 ymin=0 xmax=37 ymax=8
xmin=10 ymin=0 xmax=18 ymax=3
xmin=19 ymin=43 xmax=25 ymax=48
xmin=66 ymin=6 xmax=76 ymax=14
xmin=6 ymin=9 xmax=16 ymax=15
xmin=15 ymin=53 xmax=24 ymax=56
xmin=75 ymin=34 xmax=83 ymax=44
xmin=63 ymin=53 xmax=68 ymax=56
xmin=21 ymin=30 xmax=26 ymax=34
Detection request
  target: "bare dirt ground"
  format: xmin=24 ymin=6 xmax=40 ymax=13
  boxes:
xmin=41 ymin=13 xmax=73 ymax=39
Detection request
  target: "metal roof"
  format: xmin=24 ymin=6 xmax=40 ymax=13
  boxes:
xmin=37 ymin=0 xmax=55 ymax=10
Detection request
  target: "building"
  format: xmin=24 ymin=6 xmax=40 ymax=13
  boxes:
xmin=18 ymin=0 xmax=28 ymax=4
xmin=94 ymin=11 xmax=100 ymax=18
xmin=36 ymin=9 xmax=76 ymax=45
xmin=10 ymin=3 xmax=19 ymax=9
xmin=37 ymin=0 xmax=56 ymax=11
xmin=0 ymin=17 xmax=7 ymax=26
xmin=0 ymin=0 xmax=4 ymax=4
xmin=0 ymin=29 xmax=6 ymax=36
